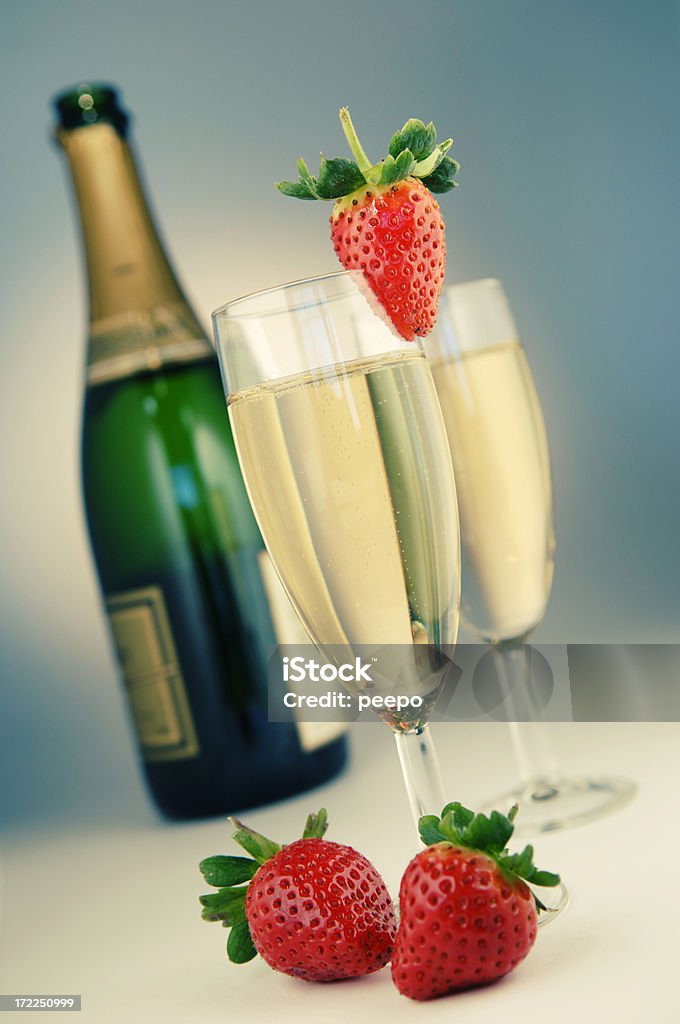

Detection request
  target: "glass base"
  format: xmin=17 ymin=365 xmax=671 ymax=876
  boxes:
xmin=484 ymin=774 xmax=638 ymax=836
xmin=534 ymin=878 xmax=569 ymax=927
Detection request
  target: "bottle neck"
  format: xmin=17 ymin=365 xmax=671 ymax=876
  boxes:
xmin=57 ymin=122 xmax=212 ymax=385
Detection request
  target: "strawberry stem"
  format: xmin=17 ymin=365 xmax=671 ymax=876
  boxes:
xmin=338 ymin=107 xmax=375 ymax=181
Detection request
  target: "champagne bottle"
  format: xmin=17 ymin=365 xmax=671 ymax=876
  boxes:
xmin=53 ymin=83 xmax=347 ymax=819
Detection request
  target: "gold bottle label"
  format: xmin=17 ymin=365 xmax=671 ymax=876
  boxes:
xmin=257 ymin=551 xmax=347 ymax=753
xmin=106 ymin=586 xmax=200 ymax=762
xmin=87 ymin=303 xmax=213 ymax=386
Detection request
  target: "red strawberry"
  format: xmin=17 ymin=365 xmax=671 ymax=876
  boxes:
xmin=330 ymin=180 xmax=446 ymax=340
xmin=391 ymin=802 xmax=560 ymax=1001
xmin=277 ymin=108 xmax=460 ymax=340
xmin=199 ymin=808 xmax=396 ymax=982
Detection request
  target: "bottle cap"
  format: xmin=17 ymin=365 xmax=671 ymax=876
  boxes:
xmin=52 ymin=83 xmax=129 ymax=135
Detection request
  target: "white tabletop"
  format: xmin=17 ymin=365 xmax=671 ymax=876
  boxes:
xmin=1 ymin=721 xmax=678 ymax=1023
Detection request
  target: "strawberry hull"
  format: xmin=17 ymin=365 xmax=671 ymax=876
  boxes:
xmin=391 ymin=843 xmax=538 ymax=1001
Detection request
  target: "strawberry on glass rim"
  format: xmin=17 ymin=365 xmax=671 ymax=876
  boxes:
xmin=276 ymin=108 xmax=460 ymax=340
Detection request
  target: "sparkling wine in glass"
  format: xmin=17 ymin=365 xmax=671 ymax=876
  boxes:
xmin=427 ymin=278 xmax=636 ymax=834
xmin=213 ymin=271 xmax=460 ymax=826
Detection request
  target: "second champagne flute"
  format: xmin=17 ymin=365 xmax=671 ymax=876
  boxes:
xmin=427 ymin=278 xmax=636 ymax=833
xmin=213 ymin=271 xmax=460 ymax=826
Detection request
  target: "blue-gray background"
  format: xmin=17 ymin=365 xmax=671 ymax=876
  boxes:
xmin=0 ymin=0 xmax=678 ymax=830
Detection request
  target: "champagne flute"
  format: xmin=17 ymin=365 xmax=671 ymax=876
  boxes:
xmin=212 ymin=271 xmax=460 ymax=826
xmin=427 ymin=278 xmax=636 ymax=834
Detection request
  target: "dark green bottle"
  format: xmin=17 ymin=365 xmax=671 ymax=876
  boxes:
xmin=53 ymin=84 xmax=346 ymax=819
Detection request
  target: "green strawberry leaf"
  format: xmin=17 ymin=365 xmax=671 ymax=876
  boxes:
xmin=394 ymin=148 xmax=417 ymax=179
xmin=229 ymin=817 xmax=281 ymax=864
xmin=438 ymin=810 xmax=463 ymax=844
xmin=421 ymin=155 xmax=460 ymax=193
xmin=373 ymin=150 xmax=416 ymax=186
xmin=526 ymin=868 xmax=562 ymax=888
xmin=302 ymin=807 xmax=329 ymax=839
xmin=199 ymin=856 xmax=258 ymax=888
xmin=499 ymin=845 xmax=534 ymax=879
xmin=276 ymin=155 xmax=365 ymax=201
xmin=199 ymin=886 xmax=248 ymax=925
xmin=315 ymin=156 xmax=366 ymax=199
xmin=275 ymin=159 xmax=323 ymax=200
xmin=374 ymin=155 xmax=396 ymax=186
xmin=413 ymin=140 xmax=452 ymax=179
xmin=441 ymin=801 xmax=475 ymax=833
xmin=275 ymin=179 xmax=317 ymax=200
xmin=296 ymin=157 xmax=318 ymax=195
xmin=227 ymin=921 xmax=257 ymax=964
xmin=418 ymin=815 xmax=448 ymax=846
xmin=389 ymin=118 xmax=437 ymax=161
xmin=463 ymin=809 xmax=514 ymax=854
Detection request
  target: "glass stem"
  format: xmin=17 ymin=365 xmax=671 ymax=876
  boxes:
xmin=493 ymin=643 xmax=561 ymax=796
xmin=393 ymin=724 xmax=447 ymax=829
